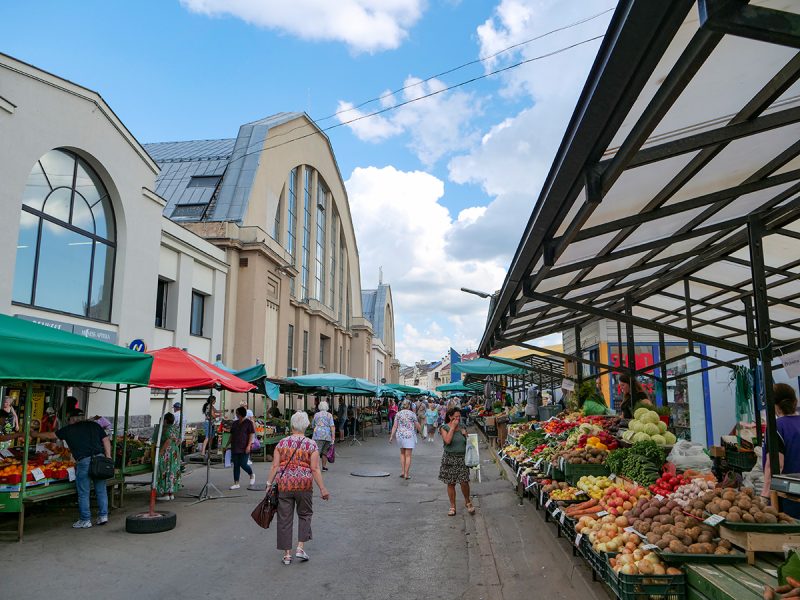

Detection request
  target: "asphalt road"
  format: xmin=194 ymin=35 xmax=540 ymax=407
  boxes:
xmin=4 ymin=428 xmax=609 ymax=600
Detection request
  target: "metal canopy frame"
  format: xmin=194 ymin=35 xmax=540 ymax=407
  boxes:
xmin=480 ymin=0 xmax=800 ymax=475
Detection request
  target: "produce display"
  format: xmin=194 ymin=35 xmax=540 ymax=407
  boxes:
xmin=558 ymin=446 xmax=608 ymax=465
xmin=620 ymin=407 xmax=676 ymax=446
xmin=605 ymin=440 xmax=666 ymax=486
xmin=0 ymin=443 xmax=76 ymax=484
xmin=576 ymin=475 xmax=616 ymax=499
xmin=577 ymin=431 xmax=618 ymax=451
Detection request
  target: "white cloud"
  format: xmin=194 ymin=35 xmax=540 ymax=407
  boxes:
xmin=337 ymin=76 xmax=483 ymax=166
xmin=180 ymin=0 xmax=425 ymax=52
xmin=346 ymin=166 xmax=506 ymax=363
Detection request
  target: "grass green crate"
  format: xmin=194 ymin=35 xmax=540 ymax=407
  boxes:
xmin=725 ymin=448 xmax=757 ymax=472
xmin=579 ymin=538 xmax=608 ymax=582
xmin=605 ymin=554 xmax=686 ymax=600
xmin=565 ymin=462 xmax=610 ymax=485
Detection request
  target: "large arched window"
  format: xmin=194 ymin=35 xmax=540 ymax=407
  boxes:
xmin=12 ymin=149 xmax=116 ymax=321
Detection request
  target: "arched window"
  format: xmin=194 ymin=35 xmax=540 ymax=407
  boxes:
xmin=12 ymin=149 xmax=116 ymax=321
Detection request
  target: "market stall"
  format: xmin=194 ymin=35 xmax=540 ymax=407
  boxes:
xmin=477 ymin=1 xmax=800 ymax=597
xmin=0 ymin=313 xmax=153 ymax=540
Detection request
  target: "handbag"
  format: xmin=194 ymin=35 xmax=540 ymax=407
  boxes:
xmin=251 ymin=443 xmax=300 ymax=529
xmin=89 ymin=455 xmax=115 ymax=480
xmin=326 ymin=443 xmax=335 ymax=464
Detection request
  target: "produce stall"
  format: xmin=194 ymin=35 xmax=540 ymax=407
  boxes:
xmin=0 ymin=313 xmax=154 ymax=540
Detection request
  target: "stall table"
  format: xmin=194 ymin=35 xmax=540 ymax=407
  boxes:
xmin=686 ymin=555 xmax=783 ymax=600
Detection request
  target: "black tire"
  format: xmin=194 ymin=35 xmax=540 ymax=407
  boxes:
xmin=125 ymin=511 xmax=177 ymax=534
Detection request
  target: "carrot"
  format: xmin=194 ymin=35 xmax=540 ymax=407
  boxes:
xmin=567 ymin=498 xmax=598 ymax=513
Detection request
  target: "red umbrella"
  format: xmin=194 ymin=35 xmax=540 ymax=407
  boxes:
xmin=148 ymin=347 xmax=255 ymax=392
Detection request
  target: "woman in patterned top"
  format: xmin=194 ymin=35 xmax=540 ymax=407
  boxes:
xmin=389 ymin=399 xmax=421 ymax=480
xmin=312 ymin=401 xmax=335 ymax=472
xmin=266 ymin=411 xmax=330 ymax=565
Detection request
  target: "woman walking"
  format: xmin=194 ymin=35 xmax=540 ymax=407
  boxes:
xmin=156 ymin=412 xmax=182 ymax=501
xmin=200 ymin=395 xmax=220 ymax=456
xmin=389 ymin=400 xmax=421 ymax=479
xmin=425 ymin=403 xmax=439 ymax=442
xmin=312 ymin=401 xmax=335 ymax=471
xmin=387 ymin=399 xmax=398 ymax=432
xmin=226 ymin=406 xmax=256 ymax=490
xmin=266 ymin=411 xmax=330 ymax=565
xmin=439 ymin=407 xmax=474 ymax=516
xmin=416 ymin=400 xmax=428 ymax=439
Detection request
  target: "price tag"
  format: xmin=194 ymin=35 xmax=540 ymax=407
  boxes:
xmin=609 ymin=473 xmax=616 ymax=481
xmin=526 ymin=480 xmax=537 ymax=491
xmin=624 ymin=526 xmax=646 ymax=539
xmin=575 ymin=533 xmax=583 ymax=548
xmin=534 ymin=458 xmax=543 ymax=469
xmin=703 ymin=514 xmax=725 ymax=527
xmin=596 ymin=511 xmax=609 ymax=517
xmin=559 ymin=511 xmax=566 ymax=524
xmin=643 ymin=544 xmax=659 ymax=551
xmin=31 ymin=468 xmax=45 ymax=481
xmin=67 ymin=467 xmax=76 ymax=482
xmin=576 ymin=490 xmax=588 ymax=497
xmin=540 ymin=490 xmax=545 ymax=504
xmin=516 ymin=466 xmax=523 ymax=479
xmin=552 ymin=508 xmax=561 ymax=519
xmin=0 ymin=448 xmax=13 ymax=458
xmin=545 ymin=498 xmax=553 ymax=509
xmin=35 ymin=443 xmax=47 ymax=453
xmin=655 ymin=494 xmax=665 ymax=501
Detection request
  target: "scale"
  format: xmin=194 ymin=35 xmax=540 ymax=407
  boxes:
xmin=771 ymin=473 xmax=800 ymax=496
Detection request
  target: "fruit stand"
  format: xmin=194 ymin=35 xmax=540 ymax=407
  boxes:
xmin=0 ymin=314 xmax=154 ymax=540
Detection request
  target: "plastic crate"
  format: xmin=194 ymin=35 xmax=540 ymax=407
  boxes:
xmin=604 ymin=554 xmax=686 ymax=600
xmin=564 ymin=462 xmax=610 ymax=485
xmin=579 ymin=537 xmax=607 ymax=581
xmin=546 ymin=462 xmax=565 ymax=481
xmin=725 ymin=448 xmax=757 ymax=472
xmin=559 ymin=514 xmax=576 ymax=541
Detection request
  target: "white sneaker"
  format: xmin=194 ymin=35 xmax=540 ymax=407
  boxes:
xmin=96 ymin=515 xmax=109 ymax=526
xmin=230 ymin=483 xmax=241 ymax=490
xmin=157 ymin=495 xmax=171 ymax=501
xmin=72 ymin=519 xmax=92 ymax=529
xmin=249 ymin=475 xmax=256 ymax=486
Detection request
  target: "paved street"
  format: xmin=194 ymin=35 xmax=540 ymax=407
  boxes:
xmin=5 ymin=429 xmax=608 ymax=600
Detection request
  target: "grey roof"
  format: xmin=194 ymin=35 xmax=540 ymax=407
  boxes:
xmin=361 ymin=284 xmax=390 ymax=343
xmin=144 ymin=112 xmax=304 ymax=223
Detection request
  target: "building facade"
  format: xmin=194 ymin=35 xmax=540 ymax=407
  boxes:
xmin=0 ymin=53 xmax=228 ymax=426
xmin=145 ymin=113 xmax=395 ymax=399
xmin=361 ymin=283 xmax=399 ymax=384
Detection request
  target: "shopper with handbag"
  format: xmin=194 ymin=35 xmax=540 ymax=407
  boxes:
xmin=265 ymin=411 xmax=330 ymax=565
xmin=439 ymin=407 xmax=474 ymax=516
xmin=311 ymin=401 xmax=335 ymax=472
xmin=32 ymin=407 xmax=111 ymax=528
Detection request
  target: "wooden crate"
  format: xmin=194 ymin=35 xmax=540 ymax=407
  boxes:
xmin=720 ymin=525 xmax=800 ymax=565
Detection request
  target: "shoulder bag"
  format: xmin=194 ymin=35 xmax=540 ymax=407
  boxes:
xmin=251 ymin=441 xmax=300 ymax=529
xmin=89 ymin=455 xmax=115 ymax=480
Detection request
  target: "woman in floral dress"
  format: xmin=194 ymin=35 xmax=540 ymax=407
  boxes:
xmin=156 ymin=412 xmax=182 ymax=501
xmin=389 ymin=400 xmax=421 ymax=479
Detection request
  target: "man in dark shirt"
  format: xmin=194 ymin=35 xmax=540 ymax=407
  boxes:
xmin=34 ymin=408 xmax=111 ymax=528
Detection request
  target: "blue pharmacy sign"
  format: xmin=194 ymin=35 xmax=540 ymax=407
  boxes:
xmin=128 ymin=339 xmax=147 ymax=353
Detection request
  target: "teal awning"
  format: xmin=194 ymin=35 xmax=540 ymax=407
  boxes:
xmin=384 ymin=383 xmax=423 ymax=394
xmin=451 ymin=357 xmax=530 ymax=376
xmin=376 ymin=386 xmax=405 ymax=399
xmin=0 ymin=313 xmax=152 ymax=385
xmin=436 ymin=381 xmax=481 ymax=393
xmin=287 ymin=373 xmax=378 ymax=393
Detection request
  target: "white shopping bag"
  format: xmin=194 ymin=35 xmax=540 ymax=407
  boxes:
xmin=224 ymin=449 xmax=232 ymax=468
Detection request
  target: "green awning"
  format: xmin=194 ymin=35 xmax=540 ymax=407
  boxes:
xmin=384 ymin=383 xmax=423 ymax=394
xmin=231 ymin=364 xmax=280 ymax=400
xmin=451 ymin=357 xmax=530 ymax=376
xmin=0 ymin=313 xmax=153 ymax=385
xmin=287 ymin=373 xmax=378 ymax=393
xmin=376 ymin=386 xmax=405 ymax=398
xmin=436 ymin=381 xmax=482 ymax=393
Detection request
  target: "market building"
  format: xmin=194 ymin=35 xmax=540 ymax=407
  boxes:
xmin=144 ymin=112 xmax=395 ymax=402
xmin=0 ymin=53 xmax=228 ymax=427
xmin=361 ymin=283 xmax=400 ymax=384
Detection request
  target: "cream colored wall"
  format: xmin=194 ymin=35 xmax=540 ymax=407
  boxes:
xmin=0 ymin=54 xmax=162 ymax=420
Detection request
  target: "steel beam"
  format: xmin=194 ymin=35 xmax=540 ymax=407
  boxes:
xmin=700 ymin=0 xmax=800 ymax=49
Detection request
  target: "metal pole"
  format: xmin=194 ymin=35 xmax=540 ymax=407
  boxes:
xmin=684 ymin=279 xmax=695 ymax=354
xmin=743 ymin=296 xmax=763 ymax=446
xmin=149 ymin=389 xmax=169 ymax=515
xmin=748 ymin=216 xmax=779 ymax=476
xmin=574 ymin=325 xmax=583 ymax=385
xmin=111 ymin=384 xmax=120 ymax=508
xmin=659 ymin=333 xmax=668 ymax=408
xmin=17 ymin=382 xmax=33 ymax=538
xmin=120 ymin=386 xmax=131 ymax=506
xmin=625 ymin=296 xmax=637 ymax=385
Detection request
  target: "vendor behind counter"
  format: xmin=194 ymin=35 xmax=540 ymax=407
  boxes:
xmin=762 ymin=383 xmax=800 ymax=518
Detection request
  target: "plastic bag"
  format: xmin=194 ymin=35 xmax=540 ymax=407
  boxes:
xmin=465 ymin=434 xmax=480 ymax=467
xmin=224 ymin=449 xmax=232 ymax=468
xmin=666 ymin=440 xmax=713 ymax=472
xmin=742 ymin=446 xmax=764 ymax=491
xmin=250 ymin=437 xmax=261 ymax=452
xmin=326 ymin=443 xmax=335 ymax=464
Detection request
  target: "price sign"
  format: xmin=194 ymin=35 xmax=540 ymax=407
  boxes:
xmin=35 ymin=443 xmax=47 ymax=453
xmin=624 ymin=526 xmax=646 ymax=539
xmin=0 ymin=448 xmax=13 ymax=458
xmin=643 ymin=544 xmax=659 ymax=551
xmin=596 ymin=510 xmax=609 ymax=517
xmin=552 ymin=508 xmax=561 ymax=519
xmin=609 ymin=473 xmax=616 ymax=481
xmin=526 ymin=480 xmax=537 ymax=491
xmin=534 ymin=458 xmax=543 ymax=469
xmin=703 ymin=514 xmax=725 ymax=527
xmin=31 ymin=468 xmax=45 ymax=481
xmin=559 ymin=511 xmax=566 ymax=524
xmin=67 ymin=467 xmax=76 ymax=482
xmin=545 ymin=498 xmax=553 ymax=509
xmin=540 ymin=490 xmax=545 ymax=504
xmin=516 ymin=466 xmax=523 ymax=479
xmin=655 ymin=494 xmax=665 ymax=501
xmin=576 ymin=490 xmax=588 ymax=497
xmin=575 ymin=533 xmax=583 ymax=548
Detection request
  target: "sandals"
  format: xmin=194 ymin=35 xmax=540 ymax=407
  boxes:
xmin=282 ymin=555 xmax=292 ymax=565
xmin=466 ymin=502 xmax=476 ymax=515
xmin=448 ymin=507 xmax=456 ymax=516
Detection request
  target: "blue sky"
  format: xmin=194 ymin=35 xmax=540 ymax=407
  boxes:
xmin=1 ymin=0 xmax=615 ymax=363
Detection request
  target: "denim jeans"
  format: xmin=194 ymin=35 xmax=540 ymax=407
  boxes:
xmin=232 ymin=452 xmax=253 ymax=483
xmin=75 ymin=455 xmax=109 ymax=521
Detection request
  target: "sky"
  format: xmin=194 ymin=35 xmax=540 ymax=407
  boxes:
xmin=1 ymin=0 xmax=615 ymax=365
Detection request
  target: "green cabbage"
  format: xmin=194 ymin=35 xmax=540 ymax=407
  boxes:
xmin=640 ymin=410 xmax=660 ymax=425
xmin=634 ymin=407 xmax=650 ymax=420
xmin=663 ymin=431 xmax=677 ymax=445
xmin=651 ymin=434 xmax=666 ymax=446
xmin=657 ymin=421 xmax=667 ymax=434
xmin=632 ymin=432 xmax=651 ymax=443
xmin=643 ymin=422 xmax=660 ymax=436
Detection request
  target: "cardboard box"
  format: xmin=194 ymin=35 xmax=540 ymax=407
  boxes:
xmin=484 ymin=416 xmax=497 ymax=426
xmin=709 ymin=446 xmax=725 ymax=458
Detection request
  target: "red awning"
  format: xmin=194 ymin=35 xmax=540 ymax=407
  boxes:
xmin=147 ymin=347 xmax=255 ymax=392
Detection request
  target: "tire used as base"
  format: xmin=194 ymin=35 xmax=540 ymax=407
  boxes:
xmin=125 ymin=511 xmax=177 ymax=534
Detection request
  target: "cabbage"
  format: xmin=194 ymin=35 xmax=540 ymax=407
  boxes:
xmin=622 ymin=429 xmax=635 ymax=442
xmin=629 ymin=420 xmax=642 ymax=433
xmin=640 ymin=410 xmax=660 ymax=425
xmin=657 ymin=421 xmax=667 ymax=434
xmin=632 ymin=432 xmax=651 ymax=443
xmin=634 ymin=407 xmax=650 ymax=420
xmin=663 ymin=431 xmax=677 ymax=445
xmin=643 ymin=422 xmax=660 ymax=436
xmin=651 ymin=434 xmax=666 ymax=446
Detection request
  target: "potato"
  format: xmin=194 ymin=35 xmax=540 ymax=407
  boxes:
xmin=681 ymin=535 xmax=694 ymax=547
xmin=719 ymin=539 xmax=732 ymax=550
xmin=669 ymin=540 xmax=688 ymax=553
xmin=656 ymin=538 xmax=670 ymax=550
xmin=763 ymin=513 xmax=778 ymax=524
xmin=659 ymin=506 xmax=671 ymax=515
xmin=688 ymin=543 xmax=706 ymax=554
xmin=764 ymin=506 xmax=779 ymax=516
xmin=692 ymin=499 xmax=706 ymax=510
xmin=726 ymin=512 xmax=742 ymax=522
xmin=714 ymin=546 xmax=729 ymax=555
xmin=742 ymin=512 xmax=755 ymax=523
xmin=722 ymin=490 xmax=737 ymax=502
xmin=642 ymin=508 xmax=659 ymax=519
xmin=728 ymin=506 xmax=742 ymax=514
xmin=718 ymin=499 xmax=732 ymax=512
xmin=706 ymin=502 xmax=721 ymax=515
xmin=646 ymin=532 xmax=660 ymax=545
xmin=754 ymin=512 xmax=767 ymax=523
xmin=698 ymin=533 xmax=714 ymax=544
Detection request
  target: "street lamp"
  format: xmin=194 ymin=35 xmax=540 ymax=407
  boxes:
xmin=460 ymin=287 xmax=500 ymax=325
xmin=460 ymin=287 xmax=493 ymax=299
